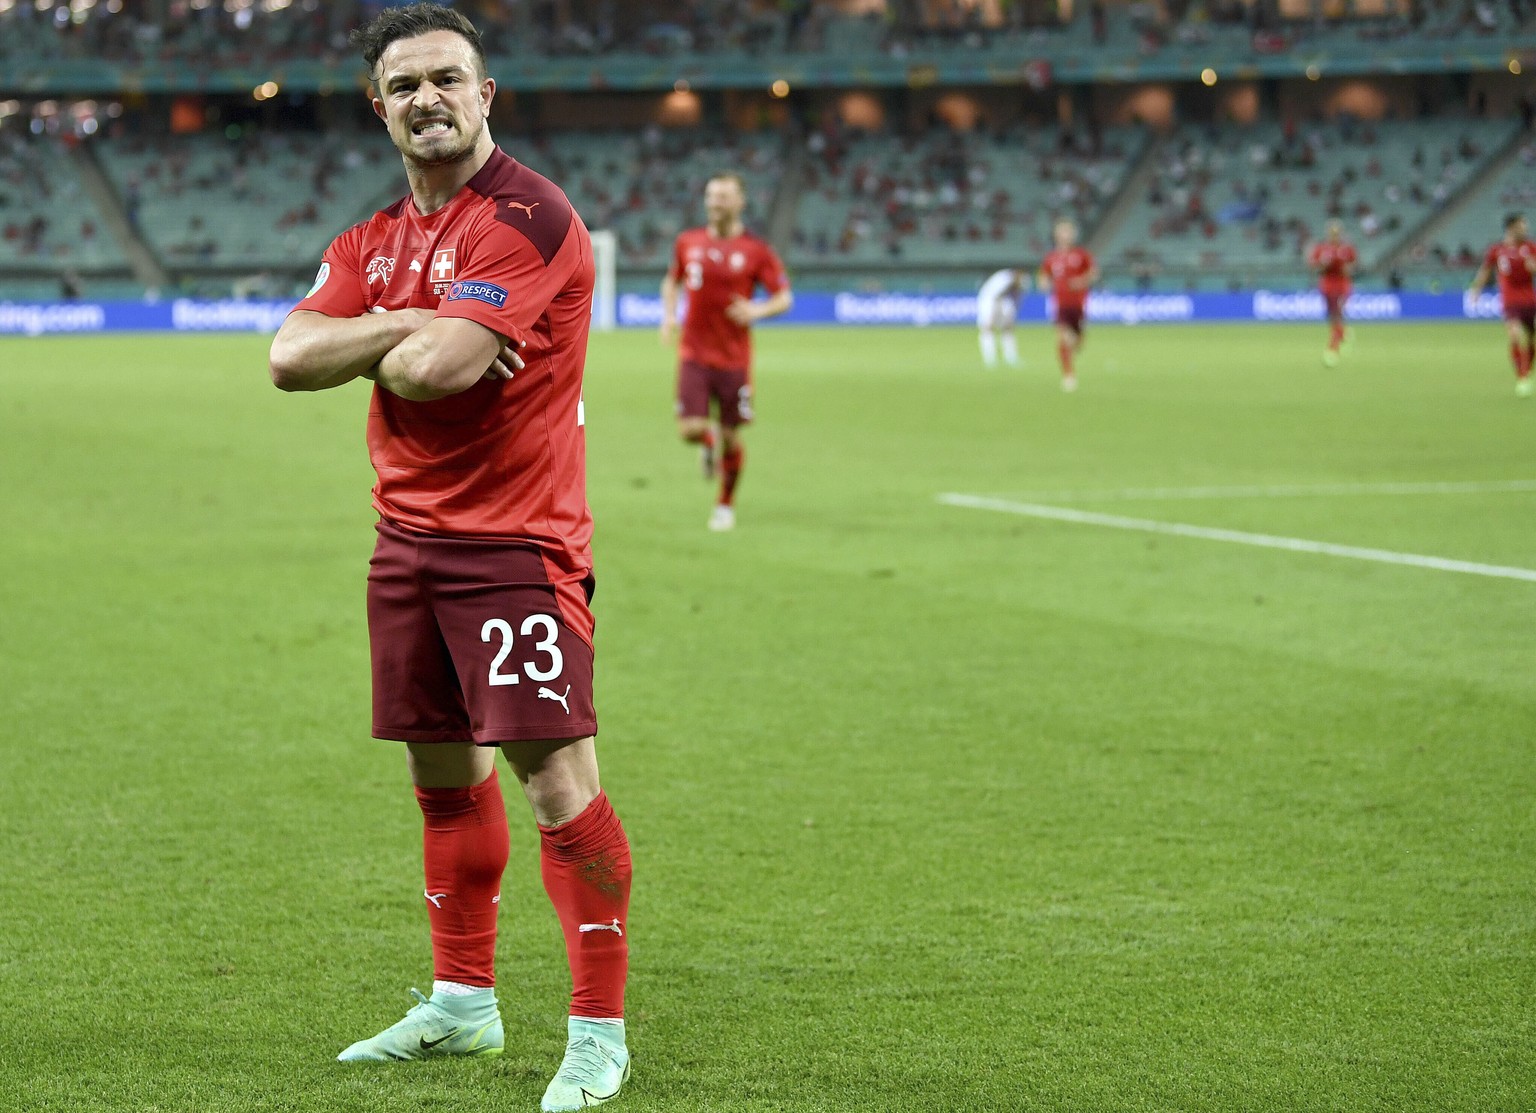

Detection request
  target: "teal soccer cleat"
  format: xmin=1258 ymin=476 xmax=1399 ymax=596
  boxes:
xmin=541 ymin=1018 xmax=631 ymax=1111
xmin=337 ymin=988 xmax=503 ymax=1062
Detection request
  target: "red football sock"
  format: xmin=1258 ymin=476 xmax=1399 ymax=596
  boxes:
xmin=684 ymin=427 xmax=716 ymax=449
xmin=1058 ymin=340 xmax=1074 ymax=376
xmin=1513 ymin=341 xmax=1530 ymax=377
xmin=719 ymin=444 xmax=745 ymax=507
xmin=1523 ymin=343 xmax=1534 ymax=377
xmin=1329 ymin=323 xmax=1344 ymax=351
xmin=415 ymin=770 xmax=510 ymax=987
xmin=539 ymin=792 xmax=631 ymax=1018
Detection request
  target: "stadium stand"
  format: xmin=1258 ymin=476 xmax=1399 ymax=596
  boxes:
xmin=1098 ymin=116 xmax=1522 ymax=289
xmin=2 ymin=0 xmax=1532 ymax=301
xmin=0 ymin=131 xmax=125 ymax=274
xmin=791 ymin=123 xmax=1147 ymax=268
xmin=1399 ymin=136 xmax=1536 ymax=280
xmin=0 ymin=0 xmax=338 ymax=65
xmin=4 ymin=0 xmax=1532 ymax=71
xmin=92 ymin=131 xmax=398 ymax=274
xmin=517 ymin=128 xmax=781 ymax=271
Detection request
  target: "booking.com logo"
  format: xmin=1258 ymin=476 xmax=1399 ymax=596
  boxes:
xmin=1461 ymin=290 xmax=1503 ymax=319
xmin=1253 ymin=291 xmax=1403 ymax=321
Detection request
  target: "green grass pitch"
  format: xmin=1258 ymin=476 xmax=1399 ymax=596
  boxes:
xmin=2 ymin=322 xmax=1533 ymax=1112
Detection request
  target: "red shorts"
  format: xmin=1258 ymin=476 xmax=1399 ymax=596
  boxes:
xmin=1504 ymin=302 xmax=1536 ymax=330
xmin=1056 ymin=305 xmax=1085 ymax=334
xmin=1322 ymin=289 xmax=1350 ymax=318
xmin=367 ymin=519 xmax=597 ymax=744
xmin=677 ymin=360 xmax=754 ymax=427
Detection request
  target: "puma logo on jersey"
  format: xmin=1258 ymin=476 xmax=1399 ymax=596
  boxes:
xmin=537 ymin=684 xmax=571 ymax=714
xmin=425 ymin=891 xmax=448 ymax=908
xmin=578 ymin=918 xmax=623 ymax=936
xmin=506 ymin=201 xmax=541 ymax=219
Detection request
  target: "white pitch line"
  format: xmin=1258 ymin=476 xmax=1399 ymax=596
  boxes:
xmin=937 ymin=494 xmax=1536 ymax=584
xmin=995 ymin=479 xmax=1536 ymax=503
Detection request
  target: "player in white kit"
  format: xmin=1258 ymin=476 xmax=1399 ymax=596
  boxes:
xmin=976 ymin=268 xmax=1026 ymax=367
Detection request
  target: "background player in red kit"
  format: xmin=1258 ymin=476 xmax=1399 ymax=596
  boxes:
xmin=660 ymin=172 xmax=793 ymax=531
xmin=1468 ymin=212 xmax=1536 ymax=396
xmin=1309 ymin=220 xmax=1357 ymax=366
xmin=265 ymin=7 xmax=631 ymax=1110
xmin=1037 ymin=219 xmax=1098 ymax=392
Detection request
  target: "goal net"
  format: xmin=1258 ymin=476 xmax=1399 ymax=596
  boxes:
xmin=590 ymin=229 xmax=617 ymax=331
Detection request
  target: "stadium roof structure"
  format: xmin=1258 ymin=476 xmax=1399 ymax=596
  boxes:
xmin=10 ymin=38 xmax=1536 ymax=96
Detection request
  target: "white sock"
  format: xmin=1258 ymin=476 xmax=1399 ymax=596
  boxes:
xmin=433 ymin=979 xmax=491 ymax=997
xmin=571 ymin=1016 xmax=626 ymax=1046
xmin=1001 ymin=332 xmax=1018 ymax=365
xmin=979 ymin=331 xmax=997 ymax=366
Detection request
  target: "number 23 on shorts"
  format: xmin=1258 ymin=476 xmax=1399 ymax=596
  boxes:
xmin=480 ymin=613 xmax=564 ymax=687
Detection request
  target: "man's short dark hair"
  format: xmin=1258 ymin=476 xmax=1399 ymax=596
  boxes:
xmin=1508 ymin=212 xmax=1526 ymax=229
xmin=351 ymin=3 xmax=487 ymax=89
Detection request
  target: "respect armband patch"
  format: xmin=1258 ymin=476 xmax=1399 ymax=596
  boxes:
xmin=446 ymin=280 xmax=509 ymax=308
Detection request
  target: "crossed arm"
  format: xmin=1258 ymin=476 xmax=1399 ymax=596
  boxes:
xmin=728 ymin=282 xmax=798 ymax=325
xmin=725 ymin=286 xmax=793 ymax=326
xmin=1037 ymin=266 xmax=1100 ymax=292
xmin=269 ymin=309 xmax=522 ymax=401
xmin=658 ymin=273 xmax=795 ymax=341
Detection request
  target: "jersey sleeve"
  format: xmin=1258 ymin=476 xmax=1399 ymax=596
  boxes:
xmin=1486 ymin=245 xmax=1501 ymax=269
xmin=290 ymin=224 xmax=367 ymax=318
xmin=755 ymin=242 xmax=789 ymax=295
xmin=435 ymin=208 xmax=580 ymax=344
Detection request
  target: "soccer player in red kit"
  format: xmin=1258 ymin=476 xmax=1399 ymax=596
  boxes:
xmin=1038 ymin=219 xmax=1098 ymax=392
xmin=1309 ymin=220 xmax=1357 ymax=366
xmin=660 ymin=172 xmax=792 ymax=531
xmin=266 ymin=7 xmax=631 ymax=1109
xmin=1468 ymin=212 xmax=1536 ymax=396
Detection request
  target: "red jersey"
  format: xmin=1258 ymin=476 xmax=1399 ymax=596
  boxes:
xmin=1041 ymin=247 xmax=1095 ymax=309
xmin=669 ymin=227 xmax=788 ymax=372
xmin=1485 ymin=239 xmax=1536 ymax=307
xmin=292 ymin=147 xmax=593 ymax=577
xmin=1309 ymin=240 xmax=1357 ymax=294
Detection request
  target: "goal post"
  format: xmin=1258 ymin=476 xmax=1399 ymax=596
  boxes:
xmin=590 ymin=229 xmax=617 ymax=331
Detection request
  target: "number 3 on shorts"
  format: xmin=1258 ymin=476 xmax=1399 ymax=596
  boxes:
xmin=480 ymin=614 xmax=565 ymax=687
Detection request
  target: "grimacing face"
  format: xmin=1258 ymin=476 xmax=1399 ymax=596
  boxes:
xmin=372 ymin=30 xmax=492 ymax=168
xmin=704 ymin=178 xmax=745 ymax=225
